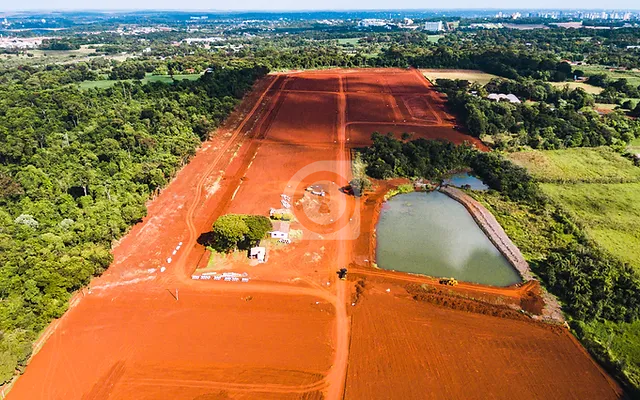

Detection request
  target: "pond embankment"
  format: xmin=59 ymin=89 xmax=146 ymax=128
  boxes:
xmin=439 ymin=186 xmax=534 ymax=281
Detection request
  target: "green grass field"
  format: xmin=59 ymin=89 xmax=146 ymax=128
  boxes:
xmin=581 ymin=65 xmax=640 ymax=87
xmin=509 ymin=147 xmax=640 ymax=268
xmin=508 ymin=147 xmax=640 ymax=183
xmin=79 ymin=73 xmax=201 ymax=89
xmin=628 ymin=137 xmax=640 ymax=155
xmin=421 ymin=69 xmax=499 ymax=85
xmin=426 ymin=35 xmax=443 ymax=43
xmin=550 ymin=81 xmax=603 ymax=95
xmin=337 ymin=38 xmax=360 ymax=45
xmin=540 ymin=182 xmax=640 ymax=268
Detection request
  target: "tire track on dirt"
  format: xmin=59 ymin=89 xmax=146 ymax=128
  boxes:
xmin=173 ymin=76 xmax=283 ymax=282
xmin=123 ymin=376 xmax=328 ymax=394
xmin=410 ymin=68 xmax=447 ymax=125
xmin=324 ymin=74 xmax=351 ymax=400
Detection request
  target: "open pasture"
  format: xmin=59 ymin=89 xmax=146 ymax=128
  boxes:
xmin=540 ymin=182 xmax=640 ymax=268
xmin=508 ymin=147 xmax=640 ymax=183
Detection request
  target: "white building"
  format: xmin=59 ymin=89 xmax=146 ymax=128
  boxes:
xmin=249 ymin=247 xmax=266 ymax=262
xmin=424 ymin=21 xmax=444 ymax=32
xmin=487 ymin=93 xmax=521 ymax=104
xmin=358 ymin=19 xmax=387 ymax=28
xmin=270 ymin=221 xmax=290 ymax=240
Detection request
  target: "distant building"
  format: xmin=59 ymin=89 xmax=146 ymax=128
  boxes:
xmin=468 ymin=23 xmax=503 ymax=30
xmin=270 ymin=221 xmax=290 ymax=240
xmin=487 ymin=93 xmax=521 ymax=103
xmin=424 ymin=21 xmax=444 ymax=32
xmin=358 ymin=19 xmax=387 ymax=28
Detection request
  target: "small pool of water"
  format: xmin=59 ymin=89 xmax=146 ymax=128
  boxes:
xmin=375 ymin=191 xmax=521 ymax=286
xmin=443 ymin=172 xmax=488 ymax=191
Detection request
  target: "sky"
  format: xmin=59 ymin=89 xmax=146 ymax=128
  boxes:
xmin=2 ymin=1 xmax=640 ymax=12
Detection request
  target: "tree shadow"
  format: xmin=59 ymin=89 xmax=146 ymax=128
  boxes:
xmin=197 ymin=231 xmax=215 ymax=247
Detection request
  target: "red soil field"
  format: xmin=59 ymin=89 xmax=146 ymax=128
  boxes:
xmin=284 ymin=75 xmax=340 ymax=93
xmin=264 ymin=92 xmax=338 ymax=145
xmin=346 ymin=93 xmax=401 ymax=123
xmin=345 ymin=284 xmax=621 ymax=400
xmin=345 ymin=74 xmax=390 ymax=94
xmin=400 ymin=94 xmax=440 ymax=122
xmin=346 ymin=123 xmax=488 ymax=150
xmin=7 ymin=68 xmax=623 ymax=400
xmin=385 ymin=70 xmax=433 ymax=94
xmin=12 ymin=285 xmax=333 ymax=400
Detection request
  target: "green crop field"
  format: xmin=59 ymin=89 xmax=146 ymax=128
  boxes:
xmin=540 ymin=182 xmax=640 ymax=268
xmin=581 ymin=65 xmax=640 ymax=87
xmin=421 ymin=69 xmax=499 ymax=85
xmin=508 ymin=147 xmax=640 ymax=183
xmin=78 ymin=73 xmax=201 ymax=89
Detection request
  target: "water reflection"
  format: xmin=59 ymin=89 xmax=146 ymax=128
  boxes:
xmin=443 ymin=172 xmax=489 ymax=191
xmin=376 ymin=191 xmax=521 ymax=286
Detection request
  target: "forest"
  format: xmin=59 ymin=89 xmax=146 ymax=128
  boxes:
xmin=435 ymin=77 xmax=640 ymax=150
xmin=0 ymin=62 xmax=267 ymax=382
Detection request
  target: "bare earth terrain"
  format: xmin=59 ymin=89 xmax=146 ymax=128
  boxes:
xmin=7 ymin=69 xmax=622 ymax=400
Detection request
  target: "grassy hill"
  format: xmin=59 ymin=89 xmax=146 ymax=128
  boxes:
xmin=508 ymin=147 xmax=640 ymax=183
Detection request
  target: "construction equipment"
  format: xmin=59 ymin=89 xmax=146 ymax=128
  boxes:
xmin=439 ymin=277 xmax=458 ymax=286
xmin=337 ymin=268 xmax=348 ymax=280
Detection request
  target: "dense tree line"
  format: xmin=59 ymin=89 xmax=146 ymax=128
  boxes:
xmin=436 ymin=78 xmax=640 ymax=150
xmin=39 ymin=39 xmax=80 ymax=51
xmin=0 ymin=63 xmax=267 ymax=383
xmin=360 ymin=133 xmax=541 ymax=204
xmin=361 ymin=133 xmax=474 ymax=180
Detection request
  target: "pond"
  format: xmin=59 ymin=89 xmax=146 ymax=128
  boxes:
xmin=443 ymin=172 xmax=489 ymax=191
xmin=375 ymin=191 xmax=521 ymax=286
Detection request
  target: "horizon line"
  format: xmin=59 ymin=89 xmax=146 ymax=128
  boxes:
xmin=3 ymin=7 xmax=640 ymax=13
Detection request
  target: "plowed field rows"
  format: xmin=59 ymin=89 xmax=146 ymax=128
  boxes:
xmin=345 ymin=285 xmax=621 ymax=400
xmin=266 ymin=92 xmax=337 ymax=145
xmin=284 ymin=75 xmax=340 ymax=92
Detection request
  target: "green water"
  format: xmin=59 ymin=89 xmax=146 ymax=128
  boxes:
xmin=443 ymin=172 xmax=489 ymax=191
xmin=375 ymin=191 xmax=521 ymax=286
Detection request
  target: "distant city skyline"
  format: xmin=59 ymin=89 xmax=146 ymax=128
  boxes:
xmin=2 ymin=1 xmax=640 ymax=12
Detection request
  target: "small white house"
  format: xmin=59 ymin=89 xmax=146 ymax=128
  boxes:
xmin=249 ymin=247 xmax=266 ymax=262
xmin=270 ymin=221 xmax=290 ymax=240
